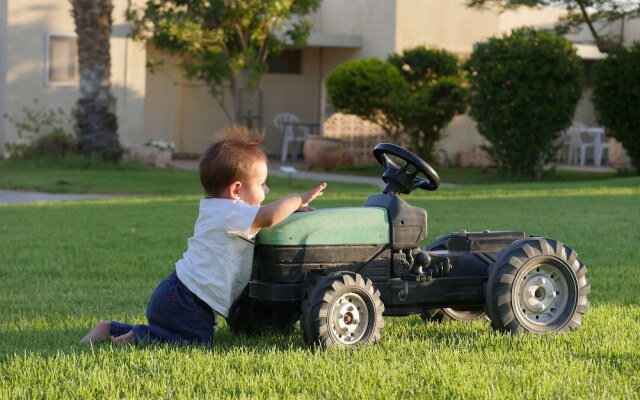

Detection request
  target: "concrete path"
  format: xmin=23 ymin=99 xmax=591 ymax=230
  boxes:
xmin=0 ymin=189 xmax=117 ymax=204
xmin=169 ymin=158 xmax=387 ymax=188
xmin=0 ymin=158 xmax=614 ymax=204
xmin=0 ymin=157 xmax=385 ymax=204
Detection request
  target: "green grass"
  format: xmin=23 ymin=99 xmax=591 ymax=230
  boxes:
xmin=0 ymin=158 xmax=203 ymax=194
xmin=1 ymin=164 xmax=640 ymax=398
xmin=326 ymin=162 xmax=622 ymax=185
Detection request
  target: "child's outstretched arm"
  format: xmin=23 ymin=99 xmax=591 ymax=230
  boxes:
xmin=252 ymin=182 xmax=327 ymax=229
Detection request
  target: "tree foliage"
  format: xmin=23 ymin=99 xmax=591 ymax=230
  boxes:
xmin=592 ymin=43 xmax=640 ymax=173
xmin=467 ymin=0 xmax=640 ymax=53
xmin=387 ymin=47 xmax=466 ymax=162
xmin=325 ymin=58 xmax=407 ymax=137
xmin=325 ymin=47 xmax=466 ymax=162
xmin=126 ymin=0 xmax=321 ymax=123
xmin=465 ymin=28 xmax=583 ymax=178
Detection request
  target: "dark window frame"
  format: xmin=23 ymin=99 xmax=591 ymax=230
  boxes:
xmin=266 ymin=49 xmax=302 ymax=74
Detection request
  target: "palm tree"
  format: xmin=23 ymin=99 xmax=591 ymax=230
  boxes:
xmin=71 ymin=0 xmax=122 ymax=160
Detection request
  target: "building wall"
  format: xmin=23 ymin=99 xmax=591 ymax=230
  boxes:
xmin=0 ymin=0 xmax=8 ymax=150
xmin=313 ymin=0 xmax=397 ymax=59
xmin=395 ymin=0 xmax=500 ymax=55
xmin=1 ymin=0 xmax=146 ymax=153
xmin=4 ymin=1 xmax=638 ymax=160
xmin=142 ymin=47 xmax=184 ymax=151
xmin=143 ymin=45 xmax=323 ymax=155
xmin=623 ymin=18 xmax=640 ymax=45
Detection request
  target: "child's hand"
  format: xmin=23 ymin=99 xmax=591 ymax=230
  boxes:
xmin=253 ymin=183 xmax=327 ymax=228
xmin=300 ymin=182 xmax=327 ymax=208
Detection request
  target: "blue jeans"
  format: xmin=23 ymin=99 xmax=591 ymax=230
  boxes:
xmin=110 ymin=271 xmax=217 ymax=344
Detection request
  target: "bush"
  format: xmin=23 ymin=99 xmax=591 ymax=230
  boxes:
xmin=465 ymin=28 xmax=583 ymax=178
xmin=3 ymin=99 xmax=78 ymax=159
xmin=325 ymin=58 xmax=407 ymax=135
xmin=326 ymin=48 xmax=466 ymax=163
xmin=592 ymin=43 xmax=640 ymax=174
xmin=387 ymin=47 xmax=466 ymax=161
xmin=27 ymin=131 xmax=78 ymax=158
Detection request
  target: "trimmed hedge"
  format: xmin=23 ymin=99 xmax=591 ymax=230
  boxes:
xmin=465 ymin=28 xmax=583 ymax=177
xmin=592 ymin=43 xmax=640 ymax=174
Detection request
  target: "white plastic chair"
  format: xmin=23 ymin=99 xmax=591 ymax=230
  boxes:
xmin=566 ymin=123 xmax=594 ymax=166
xmin=591 ymin=128 xmax=609 ymax=167
xmin=274 ymin=112 xmax=311 ymax=162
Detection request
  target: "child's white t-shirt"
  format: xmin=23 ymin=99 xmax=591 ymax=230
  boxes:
xmin=175 ymin=198 xmax=261 ymax=318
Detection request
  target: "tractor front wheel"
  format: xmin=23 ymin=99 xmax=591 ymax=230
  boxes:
xmin=301 ymin=272 xmax=384 ymax=349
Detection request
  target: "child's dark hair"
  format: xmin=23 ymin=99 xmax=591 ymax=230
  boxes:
xmin=199 ymin=125 xmax=267 ymax=198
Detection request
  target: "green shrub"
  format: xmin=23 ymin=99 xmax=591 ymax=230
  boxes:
xmin=592 ymin=43 xmax=640 ymax=174
xmin=27 ymin=131 xmax=78 ymax=157
xmin=387 ymin=47 xmax=466 ymax=161
xmin=388 ymin=46 xmax=461 ymax=85
xmin=465 ymin=28 xmax=583 ymax=178
xmin=326 ymin=48 xmax=466 ymax=163
xmin=3 ymin=99 xmax=78 ymax=159
xmin=325 ymin=58 xmax=407 ymax=135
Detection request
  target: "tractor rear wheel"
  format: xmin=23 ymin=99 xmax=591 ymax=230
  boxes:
xmin=302 ymin=272 xmax=384 ymax=349
xmin=485 ymin=237 xmax=590 ymax=334
xmin=420 ymin=308 xmax=486 ymax=323
xmin=226 ymin=292 xmax=299 ymax=336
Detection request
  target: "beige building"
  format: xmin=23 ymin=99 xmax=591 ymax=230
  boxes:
xmin=0 ymin=0 xmax=147 ymax=153
xmin=1 ymin=0 xmax=637 ymax=161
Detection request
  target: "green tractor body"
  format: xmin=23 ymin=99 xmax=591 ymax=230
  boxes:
xmin=256 ymin=207 xmax=390 ymax=246
xmin=227 ymin=144 xmax=591 ymax=349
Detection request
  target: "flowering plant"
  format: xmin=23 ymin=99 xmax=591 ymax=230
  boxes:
xmin=142 ymin=140 xmax=176 ymax=151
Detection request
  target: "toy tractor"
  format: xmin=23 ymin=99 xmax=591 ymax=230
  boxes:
xmin=227 ymin=143 xmax=591 ymax=348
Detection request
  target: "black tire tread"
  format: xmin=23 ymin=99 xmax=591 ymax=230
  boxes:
xmin=485 ymin=237 xmax=590 ymax=334
xmin=302 ymin=272 xmax=384 ymax=349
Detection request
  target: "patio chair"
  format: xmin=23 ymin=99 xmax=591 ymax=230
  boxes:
xmin=274 ymin=112 xmax=312 ymax=162
xmin=592 ymin=129 xmax=609 ymax=167
xmin=565 ymin=123 xmax=594 ymax=166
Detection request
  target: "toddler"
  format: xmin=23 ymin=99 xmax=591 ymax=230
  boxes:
xmin=81 ymin=125 xmax=326 ymax=345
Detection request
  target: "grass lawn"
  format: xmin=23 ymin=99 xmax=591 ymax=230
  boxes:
xmin=1 ymin=161 xmax=640 ymax=398
xmin=327 ymin=162 xmax=622 ymax=185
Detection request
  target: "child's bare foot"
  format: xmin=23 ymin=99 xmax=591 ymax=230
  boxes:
xmin=111 ymin=331 xmax=134 ymax=345
xmin=80 ymin=320 xmax=111 ymax=344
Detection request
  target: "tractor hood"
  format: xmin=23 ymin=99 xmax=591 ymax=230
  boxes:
xmin=256 ymin=207 xmax=389 ymax=246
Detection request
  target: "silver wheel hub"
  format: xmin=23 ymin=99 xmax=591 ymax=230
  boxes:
xmin=330 ymin=293 xmax=369 ymax=344
xmin=516 ymin=263 xmax=568 ymax=325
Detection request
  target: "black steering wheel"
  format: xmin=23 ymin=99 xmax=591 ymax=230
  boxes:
xmin=373 ymin=143 xmax=440 ymax=194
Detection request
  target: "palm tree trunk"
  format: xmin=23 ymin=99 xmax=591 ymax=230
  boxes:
xmin=71 ymin=0 xmax=122 ymax=160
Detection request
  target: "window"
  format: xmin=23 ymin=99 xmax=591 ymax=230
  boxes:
xmin=45 ymin=33 xmax=79 ymax=86
xmin=266 ymin=50 xmax=302 ymax=74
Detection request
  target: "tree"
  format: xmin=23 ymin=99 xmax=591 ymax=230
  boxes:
xmin=467 ymin=0 xmax=640 ymax=53
xmin=126 ymin=0 xmax=321 ymax=124
xmin=325 ymin=48 xmax=466 ymax=163
xmin=592 ymin=43 xmax=640 ymax=173
xmin=387 ymin=47 xmax=466 ymax=162
xmin=465 ymin=28 xmax=583 ymax=178
xmin=71 ymin=0 xmax=123 ymax=161
xmin=325 ymin=58 xmax=407 ymax=139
